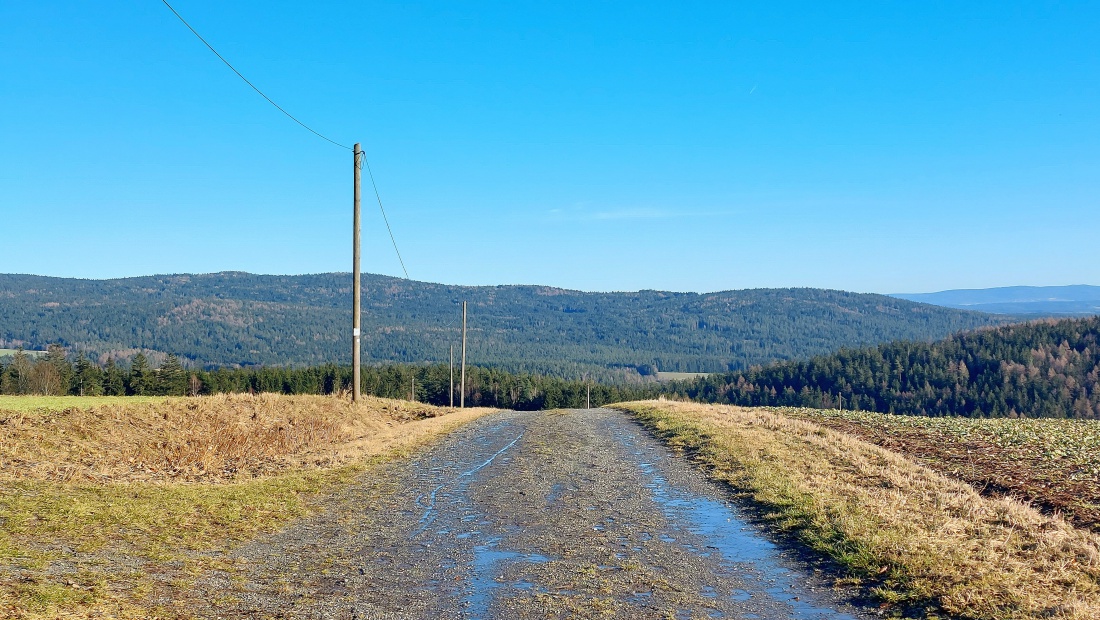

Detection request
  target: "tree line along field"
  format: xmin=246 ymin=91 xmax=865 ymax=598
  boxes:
xmin=0 ymin=347 xmax=659 ymax=411
xmin=5 ymin=315 xmax=1100 ymax=417
xmin=0 ymin=272 xmax=1009 ymax=377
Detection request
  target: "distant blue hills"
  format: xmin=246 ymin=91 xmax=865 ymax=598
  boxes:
xmin=892 ymin=285 xmax=1100 ymax=316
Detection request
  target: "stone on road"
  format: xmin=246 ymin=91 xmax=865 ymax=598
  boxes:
xmin=192 ymin=409 xmax=871 ymax=619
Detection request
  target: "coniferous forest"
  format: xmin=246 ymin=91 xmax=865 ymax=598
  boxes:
xmin=0 ymin=272 xmax=1006 ymax=378
xmin=5 ymin=317 xmax=1100 ymax=416
xmin=0 ymin=346 xmax=658 ymax=411
xmin=672 ymin=316 xmax=1100 ymax=419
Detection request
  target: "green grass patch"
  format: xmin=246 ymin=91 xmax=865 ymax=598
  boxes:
xmin=0 ymin=395 xmax=167 ymax=413
xmin=0 ymin=465 xmax=367 ymax=618
xmin=0 ymin=466 xmax=363 ymax=561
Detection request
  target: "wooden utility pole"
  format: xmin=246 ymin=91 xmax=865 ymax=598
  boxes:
xmin=587 ymin=381 xmax=591 ymax=409
xmin=449 ymin=344 xmax=454 ymax=408
xmin=352 ymin=143 xmax=362 ymax=402
xmin=460 ymin=301 xmax=467 ymax=408
xmin=411 ymin=374 xmax=415 ymax=402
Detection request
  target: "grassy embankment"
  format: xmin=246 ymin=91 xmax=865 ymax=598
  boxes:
xmin=0 ymin=394 xmax=496 ymax=618
xmin=611 ymin=400 xmax=1100 ymax=620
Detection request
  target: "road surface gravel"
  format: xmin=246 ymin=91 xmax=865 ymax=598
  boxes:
xmin=188 ymin=409 xmax=874 ymax=619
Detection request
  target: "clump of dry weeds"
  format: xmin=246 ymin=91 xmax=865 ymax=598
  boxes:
xmin=612 ymin=400 xmax=1100 ymax=620
xmin=0 ymin=393 xmax=471 ymax=483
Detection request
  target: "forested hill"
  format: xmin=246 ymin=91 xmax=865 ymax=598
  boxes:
xmin=0 ymin=272 xmax=1006 ymax=377
xmin=675 ymin=316 xmax=1100 ymax=418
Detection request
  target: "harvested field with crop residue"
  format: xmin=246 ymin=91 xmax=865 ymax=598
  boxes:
xmin=0 ymin=394 xmax=496 ymax=619
xmin=779 ymin=407 xmax=1100 ymax=532
xmin=611 ymin=400 xmax=1100 ymax=620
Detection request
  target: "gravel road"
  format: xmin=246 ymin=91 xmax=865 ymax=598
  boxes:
xmin=189 ymin=409 xmax=873 ymax=619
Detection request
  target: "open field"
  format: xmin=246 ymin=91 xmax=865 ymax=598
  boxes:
xmin=611 ymin=400 xmax=1100 ymax=620
xmin=778 ymin=407 xmax=1100 ymax=532
xmin=0 ymin=395 xmax=164 ymax=413
xmin=0 ymin=350 xmax=45 ymax=359
xmin=655 ymin=371 xmax=711 ymax=381
xmin=0 ymin=394 xmax=496 ymax=618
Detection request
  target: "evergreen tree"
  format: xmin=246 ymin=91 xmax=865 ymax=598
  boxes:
xmin=128 ymin=353 xmax=150 ymax=395
xmin=157 ymin=354 xmax=187 ymax=396
xmin=45 ymin=344 xmax=72 ymax=392
xmin=72 ymin=353 xmax=104 ymax=396
xmin=103 ymin=358 xmax=126 ymax=396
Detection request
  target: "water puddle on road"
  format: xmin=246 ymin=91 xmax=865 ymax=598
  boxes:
xmin=402 ymin=416 xmax=551 ymax=615
xmin=467 ymin=538 xmax=552 ymax=618
xmin=617 ymin=427 xmax=860 ymax=620
xmin=408 ymin=424 xmax=525 ymax=539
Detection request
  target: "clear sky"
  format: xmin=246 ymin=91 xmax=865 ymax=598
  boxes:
xmin=2 ymin=1 xmax=1097 ymax=294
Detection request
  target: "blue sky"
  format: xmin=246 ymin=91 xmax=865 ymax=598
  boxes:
xmin=2 ymin=1 xmax=1097 ymax=294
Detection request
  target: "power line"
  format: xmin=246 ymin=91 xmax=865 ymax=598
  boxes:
xmin=358 ymin=152 xmax=410 ymax=279
xmin=160 ymin=0 xmax=349 ymax=150
xmin=160 ymin=0 xmax=411 ymax=279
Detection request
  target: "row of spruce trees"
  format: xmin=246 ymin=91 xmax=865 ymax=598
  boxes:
xmin=669 ymin=316 xmax=1100 ymax=419
xmin=0 ymin=346 xmax=195 ymax=397
xmin=0 ymin=346 xmax=659 ymax=410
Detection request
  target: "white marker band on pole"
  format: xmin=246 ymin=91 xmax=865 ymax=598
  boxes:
xmin=353 ymin=328 xmax=361 ymax=337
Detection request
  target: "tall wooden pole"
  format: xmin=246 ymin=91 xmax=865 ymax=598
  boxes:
xmin=460 ymin=301 xmax=467 ymax=408
xmin=449 ymin=344 xmax=454 ymax=408
xmin=352 ymin=143 xmax=362 ymax=402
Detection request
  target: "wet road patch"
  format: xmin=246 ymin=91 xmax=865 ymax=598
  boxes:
xmin=184 ymin=409 xmax=873 ymax=619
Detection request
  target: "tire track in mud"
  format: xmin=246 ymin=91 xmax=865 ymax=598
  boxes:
xmin=186 ymin=410 xmax=874 ymax=619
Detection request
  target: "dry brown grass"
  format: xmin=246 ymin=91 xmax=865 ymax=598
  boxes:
xmin=0 ymin=394 xmax=497 ymax=619
xmin=0 ymin=393 xmax=487 ymax=483
xmin=611 ymin=400 xmax=1100 ymax=620
xmin=775 ymin=407 xmax=1100 ymax=532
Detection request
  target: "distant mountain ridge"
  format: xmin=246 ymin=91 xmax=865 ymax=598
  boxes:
xmin=0 ymin=272 xmax=1009 ymax=377
xmin=892 ymin=285 xmax=1100 ymax=316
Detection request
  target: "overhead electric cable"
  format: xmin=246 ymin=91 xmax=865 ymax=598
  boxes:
xmin=159 ymin=0 xmax=412 ymax=279
xmin=359 ymin=153 xmax=409 ymax=279
xmin=160 ymin=0 xmax=349 ymax=150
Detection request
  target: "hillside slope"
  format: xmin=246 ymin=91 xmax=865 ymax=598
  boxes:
xmin=678 ymin=316 xmax=1100 ymax=418
xmin=0 ymin=272 xmax=1006 ymax=376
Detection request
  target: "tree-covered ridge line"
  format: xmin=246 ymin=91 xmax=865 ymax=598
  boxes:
xmin=0 ymin=346 xmax=658 ymax=411
xmin=0 ymin=272 xmax=1008 ymax=377
xmin=672 ymin=316 xmax=1100 ymax=419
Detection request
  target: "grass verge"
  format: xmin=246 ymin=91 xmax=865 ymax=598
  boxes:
xmin=776 ymin=407 xmax=1100 ymax=532
xmin=610 ymin=400 xmax=1100 ymax=620
xmin=0 ymin=394 xmax=497 ymax=618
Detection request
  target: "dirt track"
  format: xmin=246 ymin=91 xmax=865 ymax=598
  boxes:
xmin=186 ymin=409 xmax=873 ymax=619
